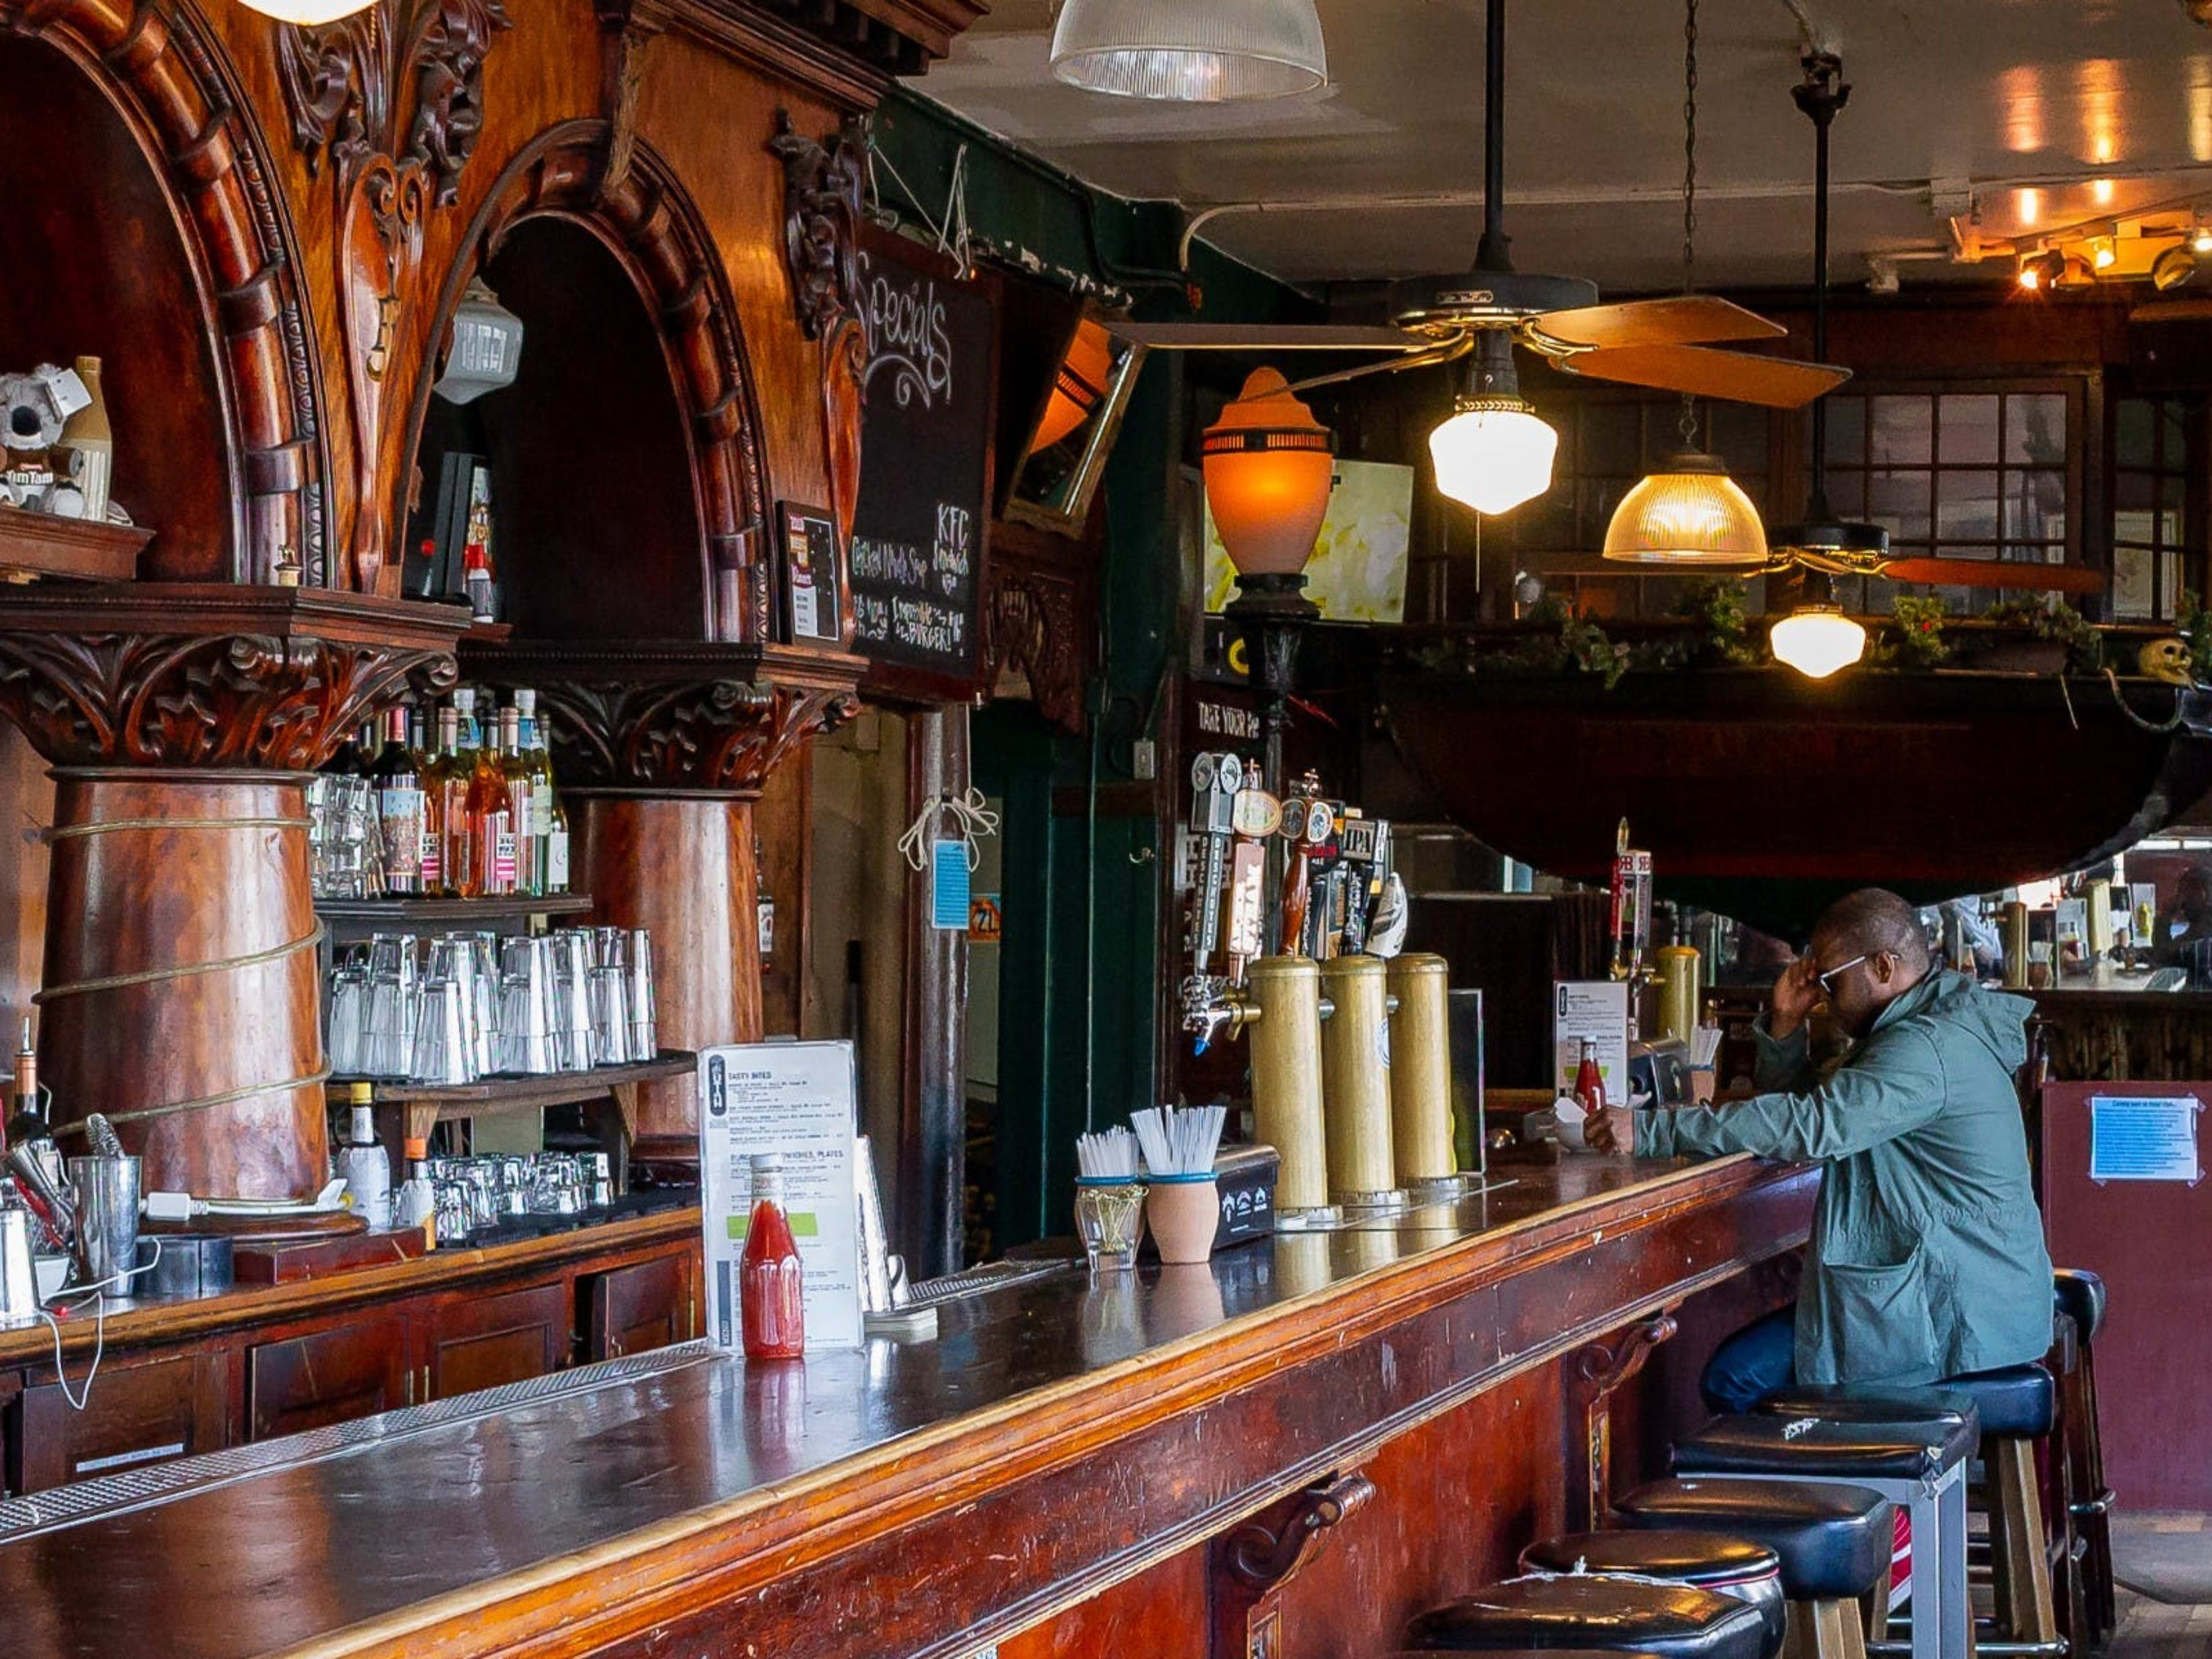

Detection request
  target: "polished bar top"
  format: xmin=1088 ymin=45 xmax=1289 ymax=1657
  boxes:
xmin=0 ymin=1152 xmax=1812 ymax=1659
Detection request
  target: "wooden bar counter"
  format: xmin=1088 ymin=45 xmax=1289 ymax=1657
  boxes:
xmin=0 ymin=1154 xmax=1815 ymax=1659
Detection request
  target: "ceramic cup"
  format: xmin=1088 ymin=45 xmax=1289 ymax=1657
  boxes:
xmin=1144 ymin=1173 xmax=1219 ymax=1265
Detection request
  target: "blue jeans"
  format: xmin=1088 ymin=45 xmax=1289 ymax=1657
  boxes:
xmin=1702 ymin=1304 xmax=1800 ymax=1414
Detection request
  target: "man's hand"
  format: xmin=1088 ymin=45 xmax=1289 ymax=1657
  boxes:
xmin=1584 ymin=1103 xmax=1631 ymax=1155
xmin=1768 ymin=955 xmax=1821 ymax=1040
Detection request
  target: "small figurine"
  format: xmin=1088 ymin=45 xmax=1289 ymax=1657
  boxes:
xmin=0 ymin=364 xmax=92 ymax=516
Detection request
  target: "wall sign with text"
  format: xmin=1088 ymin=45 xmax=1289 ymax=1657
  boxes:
xmin=847 ymin=224 xmax=996 ymax=684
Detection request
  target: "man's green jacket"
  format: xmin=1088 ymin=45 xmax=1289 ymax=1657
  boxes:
xmin=1637 ymin=968 xmax=2053 ymax=1386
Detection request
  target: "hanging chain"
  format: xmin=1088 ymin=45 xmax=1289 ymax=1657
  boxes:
xmin=1680 ymin=0 xmax=1700 ymax=448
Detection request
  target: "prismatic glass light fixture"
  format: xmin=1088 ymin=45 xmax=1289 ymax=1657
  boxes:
xmin=1051 ymin=0 xmax=1328 ymax=102
xmin=1429 ymin=334 xmax=1556 ymax=516
xmin=235 ymin=0 xmax=376 ymax=22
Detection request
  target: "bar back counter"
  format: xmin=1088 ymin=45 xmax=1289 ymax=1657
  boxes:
xmin=0 ymin=1155 xmax=1812 ymax=1659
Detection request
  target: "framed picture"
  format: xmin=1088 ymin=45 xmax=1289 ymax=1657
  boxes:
xmin=777 ymin=501 xmax=843 ymax=645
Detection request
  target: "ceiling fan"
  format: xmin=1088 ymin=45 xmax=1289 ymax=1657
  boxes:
xmin=1114 ymin=0 xmax=1853 ymax=424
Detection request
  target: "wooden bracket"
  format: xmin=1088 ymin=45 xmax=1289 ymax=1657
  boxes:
xmin=1209 ymin=1471 xmax=1376 ymax=1659
xmin=1566 ymin=1313 xmax=1679 ymax=1532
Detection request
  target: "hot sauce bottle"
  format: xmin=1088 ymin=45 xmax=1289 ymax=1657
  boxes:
xmin=740 ymin=1153 xmax=805 ymax=1360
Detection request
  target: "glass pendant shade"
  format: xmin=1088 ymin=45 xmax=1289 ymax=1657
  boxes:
xmin=434 ymin=281 xmax=526 ymax=406
xmin=1051 ymin=0 xmax=1327 ymax=101
xmin=1770 ymin=604 xmax=1868 ymax=679
xmin=1202 ymin=368 xmax=1337 ymax=578
xmin=1602 ymin=452 xmax=1768 ymax=565
xmin=1033 ymin=320 xmax=1115 ymax=451
xmin=1429 ymin=403 xmax=1558 ymax=516
xmin=234 ymin=0 xmax=376 ymax=21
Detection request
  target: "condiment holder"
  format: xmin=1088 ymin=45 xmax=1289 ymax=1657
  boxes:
xmin=1073 ymin=1126 xmax=1145 ymax=1272
xmin=1132 ymin=1104 xmax=1227 ymax=1266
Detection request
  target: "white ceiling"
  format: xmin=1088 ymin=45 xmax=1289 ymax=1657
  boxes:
xmin=921 ymin=0 xmax=2212 ymax=296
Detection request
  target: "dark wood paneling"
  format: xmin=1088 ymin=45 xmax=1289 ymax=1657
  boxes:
xmin=14 ymin=1350 xmax=225 ymax=1494
xmin=427 ymin=1281 xmax=570 ymax=1399
xmin=584 ymin=1253 xmax=696 ymax=1362
xmin=248 ymin=1312 xmax=414 ymax=1442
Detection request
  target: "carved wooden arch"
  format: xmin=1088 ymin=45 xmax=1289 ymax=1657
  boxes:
xmin=405 ymin=119 xmax=772 ymax=642
xmin=0 ymin=0 xmax=329 ymax=584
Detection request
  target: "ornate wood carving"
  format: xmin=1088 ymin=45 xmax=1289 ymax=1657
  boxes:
xmin=1565 ymin=1313 xmax=1679 ymax=1532
xmin=464 ymin=643 xmax=861 ymax=794
xmin=1 ymin=0 xmax=329 ymax=583
xmin=405 ymin=122 xmax=772 ymax=642
xmin=0 ymin=586 xmax=464 ymax=770
xmin=595 ymin=3 xmax=661 ymax=202
xmin=772 ymin=113 xmax=870 ymax=549
xmin=987 ymin=552 xmax=1089 ymax=733
xmin=278 ymin=0 xmax=513 ymax=597
xmin=1210 ymin=1471 xmax=1376 ymax=1659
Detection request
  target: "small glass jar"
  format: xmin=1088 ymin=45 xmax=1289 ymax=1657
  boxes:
xmin=1073 ymin=1177 xmax=1146 ymax=1273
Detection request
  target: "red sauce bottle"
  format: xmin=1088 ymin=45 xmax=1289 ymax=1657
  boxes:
xmin=740 ymin=1154 xmax=805 ymax=1360
xmin=1573 ymin=1037 xmax=1607 ymax=1116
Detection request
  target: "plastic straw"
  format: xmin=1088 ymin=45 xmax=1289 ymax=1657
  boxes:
xmin=1076 ymin=1127 xmax=1138 ymax=1179
xmin=1130 ymin=1105 xmax=1225 ymax=1176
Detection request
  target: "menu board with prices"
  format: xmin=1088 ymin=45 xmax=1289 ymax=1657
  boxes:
xmin=847 ymin=224 xmax=996 ymax=684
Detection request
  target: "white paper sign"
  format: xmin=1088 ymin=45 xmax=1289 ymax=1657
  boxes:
xmin=1553 ymin=980 xmax=1630 ymax=1103
xmin=2089 ymin=1094 xmax=2204 ymax=1185
xmin=699 ymin=1041 xmax=865 ymax=1350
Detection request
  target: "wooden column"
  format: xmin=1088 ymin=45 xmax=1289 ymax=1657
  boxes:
xmin=0 ymin=584 xmax=463 ymax=1200
xmin=469 ymin=645 xmax=861 ymax=1169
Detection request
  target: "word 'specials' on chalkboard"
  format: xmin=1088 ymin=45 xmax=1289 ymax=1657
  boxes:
xmin=847 ymin=225 xmax=996 ymax=684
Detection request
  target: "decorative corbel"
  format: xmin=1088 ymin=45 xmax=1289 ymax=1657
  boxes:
xmin=1208 ymin=1471 xmax=1376 ymax=1659
xmin=594 ymin=0 xmax=662 ymax=202
xmin=770 ymin=112 xmax=870 ymax=548
xmin=1565 ymin=1313 xmax=1679 ymax=1532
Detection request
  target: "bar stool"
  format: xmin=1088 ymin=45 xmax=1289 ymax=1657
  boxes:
xmin=1612 ymin=1478 xmax=1895 ymax=1659
xmin=1518 ymin=1530 xmax=1788 ymax=1658
xmin=1671 ymin=1409 xmax=1978 ymax=1659
xmin=2052 ymin=1270 xmax=2114 ymax=1654
xmin=1403 ymin=1574 xmax=1773 ymax=1659
xmin=1760 ymin=1368 xmax=2061 ymax=1658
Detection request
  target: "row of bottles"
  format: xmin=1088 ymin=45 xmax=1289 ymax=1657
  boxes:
xmin=321 ymin=687 xmax=570 ymax=900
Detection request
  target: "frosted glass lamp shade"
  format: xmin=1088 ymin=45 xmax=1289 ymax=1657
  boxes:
xmin=434 ymin=281 xmax=526 ymax=406
xmin=235 ymin=0 xmax=377 ymax=21
xmin=1052 ymin=0 xmax=1327 ymax=101
xmin=1202 ymin=369 xmax=1337 ymax=578
xmin=1603 ymin=452 xmax=1768 ymax=565
xmin=1429 ymin=403 xmax=1558 ymax=516
xmin=1770 ymin=605 xmax=1868 ymax=679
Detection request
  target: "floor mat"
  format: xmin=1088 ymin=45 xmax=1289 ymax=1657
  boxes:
xmin=2113 ymin=1512 xmax=2212 ymax=1606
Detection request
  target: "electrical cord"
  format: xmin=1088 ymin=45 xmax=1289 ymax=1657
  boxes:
xmin=36 ymin=1236 xmax=164 ymax=1412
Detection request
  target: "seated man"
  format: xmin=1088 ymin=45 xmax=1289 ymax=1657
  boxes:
xmin=1590 ymin=887 xmax=2052 ymax=1411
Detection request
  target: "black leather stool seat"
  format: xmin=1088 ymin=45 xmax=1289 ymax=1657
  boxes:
xmin=1674 ymin=1410 xmax=1975 ymax=1483
xmin=1755 ymin=1387 xmax=1979 ymax=1442
xmin=1386 ymin=1652 xmax=1664 ymax=1659
xmin=1405 ymin=1574 xmax=1770 ymax=1659
xmin=1936 ymin=1363 xmax=2054 ymax=1437
xmin=1613 ymin=1478 xmax=1895 ymax=1601
xmin=2055 ymin=1268 xmax=2107 ymax=1342
xmin=1519 ymin=1532 xmax=1786 ymax=1659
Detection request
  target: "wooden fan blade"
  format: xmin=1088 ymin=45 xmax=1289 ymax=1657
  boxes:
xmin=1879 ymin=557 xmax=2106 ymax=596
xmin=1559 ymin=344 xmax=1851 ymax=408
xmin=1108 ymin=322 xmax=1421 ymax=351
xmin=1533 ymin=294 xmax=1788 ymax=350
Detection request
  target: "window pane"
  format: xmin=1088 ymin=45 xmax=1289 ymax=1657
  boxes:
xmin=2161 ymin=400 xmax=2186 ymax=464
xmin=1521 ymin=482 xmax=1575 ymax=548
xmin=1869 ymin=469 xmax=1932 ymax=539
xmin=2114 ymin=546 xmax=2154 ymax=618
xmin=1823 ymin=465 xmax=1870 ymax=518
xmin=1585 ymin=403 xmax=1640 ymax=476
xmin=1870 ymin=396 xmax=1933 ymax=465
xmin=2163 ymin=550 xmax=2183 ymax=619
xmin=2005 ymin=471 xmax=2065 ymax=543
xmin=1819 ymin=397 xmax=1866 ymax=467
xmin=1710 ymin=404 xmax=1770 ymax=477
xmin=1938 ymin=470 xmax=2001 ymax=541
xmin=2114 ymin=399 xmax=2156 ymax=469
xmin=2115 ymin=471 xmax=2158 ymax=513
xmin=2006 ymin=393 xmax=2067 ymax=466
xmin=1945 ymin=395 xmax=2001 ymax=464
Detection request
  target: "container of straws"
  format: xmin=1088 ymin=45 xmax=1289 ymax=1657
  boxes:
xmin=1134 ymin=1105 xmax=1226 ymax=1266
xmin=1074 ymin=1128 xmax=1146 ymax=1273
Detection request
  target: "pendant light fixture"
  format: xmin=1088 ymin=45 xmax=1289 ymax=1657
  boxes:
xmin=1051 ymin=0 xmax=1328 ymax=102
xmin=1768 ymin=579 xmax=1867 ymax=678
xmin=235 ymin=0 xmax=375 ymax=21
xmin=1202 ymin=368 xmax=1338 ymax=616
xmin=1430 ymin=334 xmax=1557 ymax=515
xmin=1603 ymin=0 xmax=1767 ymax=566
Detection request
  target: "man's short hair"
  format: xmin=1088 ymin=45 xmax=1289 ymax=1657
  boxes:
xmin=1813 ymin=888 xmax=1933 ymax=972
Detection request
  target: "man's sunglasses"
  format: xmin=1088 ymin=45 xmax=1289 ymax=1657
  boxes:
xmin=1816 ymin=953 xmax=1881 ymax=996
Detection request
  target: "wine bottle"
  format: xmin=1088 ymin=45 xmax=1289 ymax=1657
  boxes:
xmin=368 ymin=707 xmax=423 ymax=896
xmin=469 ymin=709 xmax=517 ymax=897
xmin=435 ymin=705 xmax=476 ymax=897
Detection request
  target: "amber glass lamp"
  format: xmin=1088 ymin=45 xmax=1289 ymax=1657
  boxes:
xmin=1033 ymin=320 xmax=1116 ymax=452
xmin=1602 ymin=451 xmax=1768 ymax=565
xmin=1202 ymin=367 xmax=1338 ymax=620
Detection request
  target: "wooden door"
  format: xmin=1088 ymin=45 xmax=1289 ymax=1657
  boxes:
xmin=582 ymin=1251 xmax=697 ymax=1362
xmin=425 ymin=1281 xmax=569 ymax=1400
xmin=247 ymin=1310 xmax=413 ymax=1441
xmin=16 ymin=1349 xmax=229 ymax=1493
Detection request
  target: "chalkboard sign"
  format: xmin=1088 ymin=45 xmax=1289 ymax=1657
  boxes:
xmin=849 ymin=225 xmax=996 ymax=683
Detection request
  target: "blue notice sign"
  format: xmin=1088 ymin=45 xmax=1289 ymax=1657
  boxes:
xmin=2089 ymin=1094 xmax=2203 ymax=1185
xmin=930 ymin=839 xmax=970 ymax=931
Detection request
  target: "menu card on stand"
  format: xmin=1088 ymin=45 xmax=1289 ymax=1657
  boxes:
xmin=698 ymin=1041 xmax=864 ymax=1351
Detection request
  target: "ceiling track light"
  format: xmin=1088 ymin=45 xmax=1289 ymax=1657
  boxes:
xmin=2091 ymin=236 xmax=2118 ymax=271
xmin=2017 ymin=248 xmax=2064 ymax=291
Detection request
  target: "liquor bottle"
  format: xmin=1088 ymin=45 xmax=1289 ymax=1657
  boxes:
xmin=514 ymin=690 xmax=556 ymax=895
xmin=469 ymin=709 xmax=518 ymax=897
xmin=1573 ymin=1037 xmax=1607 ymax=1116
xmin=498 ymin=704 xmax=536 ymax=895
xmin=57 ymin=356 xmax=112 ymax=521
xmin=395 ymin=1136 xmax=435 ymax=1245
xmin=740 ymin=1153 xmax=805 ymax=1359
xmin=416 ymin=707 xmax=444 ymax=895
xmin=755 ymin=836 xmax=775 ymax=960
xmin=434 ymin=705 xmax=477 ymax=897
xmin=336 ymin=1084 xmax=391 ymax=1230
xmin=368 ymin=708 xmax=424 ymax=896
xmin=545 ymin=792 xmax=571 ymax=895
